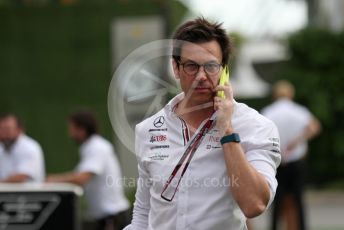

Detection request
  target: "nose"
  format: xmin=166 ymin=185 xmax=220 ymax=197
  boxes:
xmin=195 ymin=66 xmax=207 ymax=81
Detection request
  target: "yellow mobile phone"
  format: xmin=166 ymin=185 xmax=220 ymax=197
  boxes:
xmin=217 ymin=65 xmax=230 ymax=99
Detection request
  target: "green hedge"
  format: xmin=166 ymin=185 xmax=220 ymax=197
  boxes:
xmin=0 ymin=1 xmax=187 ymax=173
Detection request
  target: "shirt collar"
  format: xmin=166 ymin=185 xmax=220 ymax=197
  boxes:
xmin=275 ymin=98 xmax=293 ymax=106
xmin=277 ymin=97 xmax=292 ymax=102
xmin=2 ymin=134 xmax=24 ymax=153
xmin=80 ymin=134 xmax=97 ymax=150
xmin=166 ymin=92 xmax=185 ymax=114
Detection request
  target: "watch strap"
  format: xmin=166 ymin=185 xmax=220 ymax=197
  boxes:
xmin=220 ymin=133 xmax=241 ymax=145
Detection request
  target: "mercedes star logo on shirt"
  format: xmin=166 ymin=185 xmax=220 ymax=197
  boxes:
xmin=153 ymin=116 xmax=165 ymax=128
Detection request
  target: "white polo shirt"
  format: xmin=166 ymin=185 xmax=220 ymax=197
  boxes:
xmin=126 ymin=93 xmax=281 ymax=230
xmin=0 ymin=134 xmax=45 ymax=182
xmin=261 ymin=98 xmax=312 ymax=163
xmin=76 ymin=134 xmax=130 ymax=219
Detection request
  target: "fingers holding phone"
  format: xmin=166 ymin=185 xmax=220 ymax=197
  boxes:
xmin=213 ymin=65 xmax=234 ymax=135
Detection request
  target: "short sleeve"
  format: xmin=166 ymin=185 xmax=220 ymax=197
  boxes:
xmin=299 ymin=106 xmax=313 ymax=126
xmin=76 ymin=147 xmax=105 ymax=175
xmin=15 ymin=145 xmax=44 ymax=181
xmin=241 ymin=120 xmax=281 ymax=208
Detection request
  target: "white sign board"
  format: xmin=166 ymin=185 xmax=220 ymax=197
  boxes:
xmin=111 ymin=16 xmax=164 ymax=68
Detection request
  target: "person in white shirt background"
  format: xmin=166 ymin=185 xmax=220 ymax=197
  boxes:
xmin=46 ymin=110 xmax=130 ymax=230
xmin=261 ymin=81 xmax=321 ymax=230
xmin=0 ymin=113 xmax=45 ymax=183
xmin=125 ymin=17 xmax=281 ymax=230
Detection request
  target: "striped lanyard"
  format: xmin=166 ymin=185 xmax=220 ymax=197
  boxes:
xmin=161 ymin=113 xmax=216 ymax=202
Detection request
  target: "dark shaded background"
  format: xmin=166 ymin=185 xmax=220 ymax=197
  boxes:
xmin=0 ymin=0 xmax=187 ymax=173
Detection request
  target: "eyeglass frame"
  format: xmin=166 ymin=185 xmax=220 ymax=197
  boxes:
xmin=177 ymin=60 xmax=223 ymax=76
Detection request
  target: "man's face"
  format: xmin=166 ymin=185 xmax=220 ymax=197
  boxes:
xmin=0 ymin=117 xmax=22 ymax=149
xmin=173 ymin=40 xmax=223 ymax=106
xmin=68 ymin=122 xmax=87 ymax=144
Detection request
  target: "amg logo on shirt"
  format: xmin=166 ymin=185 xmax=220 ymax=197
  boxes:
xmin=150 ymin=135 xmax=167 ymax=143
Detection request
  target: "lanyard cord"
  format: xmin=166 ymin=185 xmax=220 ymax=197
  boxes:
xmin=161 ymin=118 xmax=215 ymax=202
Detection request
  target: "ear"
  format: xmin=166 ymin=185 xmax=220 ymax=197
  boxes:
xmin=172 ymin=59 xmax=180 ymax=79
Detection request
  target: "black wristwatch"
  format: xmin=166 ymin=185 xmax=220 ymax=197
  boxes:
xmin=220 ymin=133 xmax=241 ymax=145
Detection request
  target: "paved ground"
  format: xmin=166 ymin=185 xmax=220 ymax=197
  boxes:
xmin=250 ymin=190 xmax=344 ymax=230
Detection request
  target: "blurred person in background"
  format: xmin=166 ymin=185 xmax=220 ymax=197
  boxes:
xmin=46 ymin=110 xmax=130 ymax=230
xmin=0 ymin=113 xmax=45 ymax=183
xmin=261 ymin=81 xmax=321 ymax=230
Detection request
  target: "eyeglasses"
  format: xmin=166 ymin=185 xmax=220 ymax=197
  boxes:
xmin=178 ymin=61 xmax=222 ymax=76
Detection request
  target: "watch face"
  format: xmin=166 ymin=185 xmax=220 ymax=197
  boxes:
xmin=233 ymin=134 xmax=241 ymax=142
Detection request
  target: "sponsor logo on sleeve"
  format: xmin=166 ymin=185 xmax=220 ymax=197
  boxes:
xmin=269 ymin=137 xmax=281 ymax=154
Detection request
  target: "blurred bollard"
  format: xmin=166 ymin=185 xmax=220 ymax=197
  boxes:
xmin=0 ymin=183 xmax=83 ymax=230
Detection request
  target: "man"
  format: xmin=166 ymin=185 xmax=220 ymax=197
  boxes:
xmin=46 ymin=110 xmax=130 ymax=230
xmin=0 ymin=113 xmax=45 ymax=183
xmin=125 ymin=18 xmax=281 ymax=230
xmin=261 ymin=81 xmax=321 ymax=230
